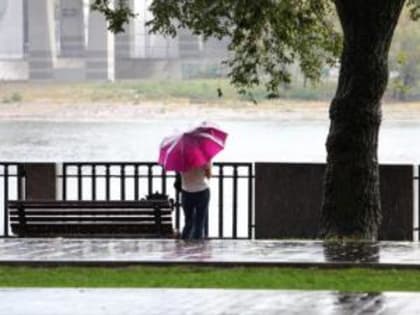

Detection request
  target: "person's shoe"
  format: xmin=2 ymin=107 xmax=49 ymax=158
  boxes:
xmin=172 ymin=229 xmax=181 ymax=239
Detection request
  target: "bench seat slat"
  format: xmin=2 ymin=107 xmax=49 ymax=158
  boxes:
xmin=11 ymin=224 xmax=173 ymax=236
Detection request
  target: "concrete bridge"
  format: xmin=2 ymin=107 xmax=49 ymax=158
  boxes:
xmin=0 ymin=0 xmax=229 ymax=81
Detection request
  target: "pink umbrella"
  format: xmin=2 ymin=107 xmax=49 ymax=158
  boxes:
xmin=158 ymin=122 xmax=228 ymax=172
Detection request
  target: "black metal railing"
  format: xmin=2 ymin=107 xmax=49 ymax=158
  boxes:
xmin=60 ymin=162 xmax=254 ymax=239
xmin=3 ymin=162 xmax=416 ymax=241
xmin=0 ymin=162 xmax=253 ymax=239
xmin=0 ymin=163 xmax=22 ymax=237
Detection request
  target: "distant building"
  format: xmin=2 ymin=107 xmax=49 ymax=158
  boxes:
xmin=0 ymin=0 xmax=229 ymax=81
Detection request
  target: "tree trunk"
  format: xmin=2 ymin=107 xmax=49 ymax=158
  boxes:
xmin=320 ymin=0 xmax=405 ymax=240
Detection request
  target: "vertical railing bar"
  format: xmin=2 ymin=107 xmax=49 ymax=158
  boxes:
xmin=62 ymin=164 xmax=67 ymax=200
xmin=3 ymin=165 xmax=9 ymax=237
xmin=232 ymin=165 xmax=238 ymax=239
xmin=418 ymin=165 xmax=420 ymax=242
xmin=105 ymin=164 xmax=110 ymax=201
xmin=175 ymin=184 xmax=181 ymax=232
xmin=148 ymin=165 xmax=153 ymax=196
xmin=134 ymin=165 xmax=139 ymax=200
xmin=218 ymin=165 xmax=224 ymax=238
xmin=204 ymin=172 xmax=209 ymax=238
xmin=161 ymin=168 xmax=167 ymax=195
xmin=77 ymin=164 xmax=82 ymax=200
xmin=91 ymin=165 xmax=96 ymax=201
xmin=17 ymin=164 xmax=23 ymax=200
xmin=121 ymin=165 xmax=126 ymax=200
xmin=248 ymin=164 xmax=253 ymax=239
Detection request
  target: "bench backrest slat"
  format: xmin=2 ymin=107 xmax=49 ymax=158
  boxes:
xmin=8 ymin=200 xmax=171 ymax=209
xmin=9 ymin=210 xmax=173 ymax=216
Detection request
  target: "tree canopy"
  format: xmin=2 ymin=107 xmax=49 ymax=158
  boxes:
xmin=92 ymin=0 xmax=419 ymax=97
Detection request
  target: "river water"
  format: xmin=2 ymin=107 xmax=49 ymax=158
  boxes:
xmin=0 ymin=120 xmax=419 ymax=163
xmin=0 ymin=119 xmax=419 ymax=238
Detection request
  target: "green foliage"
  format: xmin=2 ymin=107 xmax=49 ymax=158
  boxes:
xmin=2 ymin=266 xmax=420 ymax=291
xmin=389 ymin=8 xmax=420 ymax=100
xmin=391 ymin=52 xmax=412 ymax=100
xmin=2 ymin=92 xmax=22 ymax=104
xmin=90 ymin=0 xmax=420 ymax=99
xmin=147 ymin=0 xmax=341 ymax=96
xmin=408 ymin=0 xmax=420 ymax=20
xmin=91 ymin=0 xmax=341 ymax=96
xmin=90 ymin=0 xmax=136 ymax=33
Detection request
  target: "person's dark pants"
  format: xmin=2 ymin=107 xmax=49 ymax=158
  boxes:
xmin=181 ymin=188 xmax=210 ymax=240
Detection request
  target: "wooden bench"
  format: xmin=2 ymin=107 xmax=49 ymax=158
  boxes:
xmin=8 ymin=197 xmax=174 ymax=238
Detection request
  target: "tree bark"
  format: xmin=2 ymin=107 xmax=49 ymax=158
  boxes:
xmin=320 ymin=0 xmax=406 ymax=240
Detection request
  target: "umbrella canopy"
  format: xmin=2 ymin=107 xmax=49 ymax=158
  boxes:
xmin=158 ymin=122 xmax=228 ymax=172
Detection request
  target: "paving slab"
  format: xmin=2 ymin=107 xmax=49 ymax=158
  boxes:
xmin=0 ymin=239 xmax=419 ymax=268
xmin=1 ymin=288 xmax=420 ymax=315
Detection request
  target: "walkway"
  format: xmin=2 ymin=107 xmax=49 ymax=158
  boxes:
xmin=0 ymin=239 xmax=419 ymax=267
xmin=1 ymin=288 xmax=420 ymax=314
xmin=1 ymin=239 xmax=420 ymax=314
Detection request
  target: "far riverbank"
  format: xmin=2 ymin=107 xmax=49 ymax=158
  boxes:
xmin=1 ymin=80 xmax=419 ymax=122
xmin=1 ymin=100 xmax=420 ymax=122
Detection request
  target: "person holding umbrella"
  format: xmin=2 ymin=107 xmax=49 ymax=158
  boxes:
xmin=178 ymin=162 xmax=212 ymax=239
xmin=159 ymin=122 xmax=227 ymax=240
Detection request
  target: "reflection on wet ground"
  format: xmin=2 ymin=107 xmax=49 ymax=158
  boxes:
xmin=0 ymin=289 xmax=420 ymax=315
xmin=0 ymin=239 xmax=419 ymax=267
xmin=323 ymin=241 xmax=380 ymax=263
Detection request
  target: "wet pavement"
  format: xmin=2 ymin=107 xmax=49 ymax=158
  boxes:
xmin=1 ymin=288 xmax=420 ymax=315
xmin=1 ymin=239 xmax=420 ymax=315
xmin=0 ymin=239 xmax=419 ymax=268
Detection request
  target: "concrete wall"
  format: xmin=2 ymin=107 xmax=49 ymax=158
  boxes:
xmin=379 ymin=165 xmax=414 ymax=240
xmin=23 ymin=163 xmax=56 ymax=200
xmin=255 ymin=163 xmax=414 ymax=241
xmin=255 ymin=163 xmax=324 ymax=239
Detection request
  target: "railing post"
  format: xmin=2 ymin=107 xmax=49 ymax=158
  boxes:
xmin=3 ymin=165 xmax=9 ymax=237
xmin=134 ymin=165 xmax=139 ymax=200
xmin=105 ymin=164 xmax=110 ymax=201
xmin=120 ymin=165 xmax=126 ymax=200
xmin=62 ymin=164 xmax=67 ymax=200
xmin=175 ymin=187 xmax=181 ymax=233
xmin=248 ymin=164 xmax=253 ymax=239
xmin=77 ymin=164 xmax=82 ymax=200
xmin=417 ymin=165 xmax=420 ymax=241
xmin=218 ymin=165 xmax=224 ymax=238
xmin=17 ymin=164 xmax=24 ymax=200
xmin=91 ymin=165 xmax=96 ymax=201
xmin=232 ymin=165 xmax=238 ymax=239
xmin=147 ymin=165 xmax=153 ymax=196
xmin=161 ymin=168 xmax=167 ymax=195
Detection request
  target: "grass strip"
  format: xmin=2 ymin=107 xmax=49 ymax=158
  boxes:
xmin=1 ymin=266 xmax=420 ymax=291
xmin=0 ymin=79 xmax=337 ymax=103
